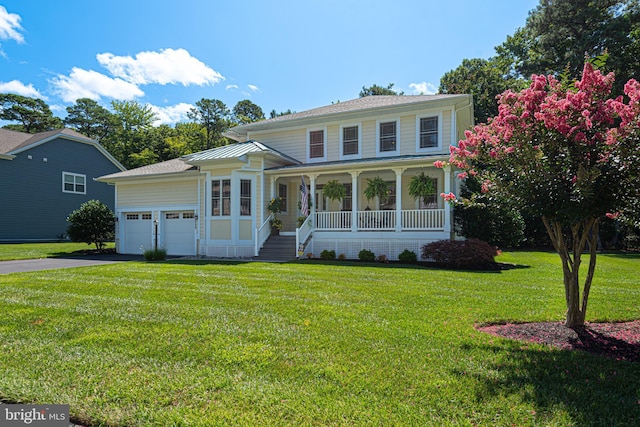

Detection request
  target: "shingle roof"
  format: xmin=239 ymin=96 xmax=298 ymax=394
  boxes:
xmin=0 ymin=128 xmax=95 ymax=154
xmin=97 ymin=158 xmax=196 ymax=180
xmin=226 ymin=94 xmax=469 ymax=138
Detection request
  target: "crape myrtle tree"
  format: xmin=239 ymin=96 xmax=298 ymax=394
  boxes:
xmin=437 ymin=63 xmax=640 ymax=327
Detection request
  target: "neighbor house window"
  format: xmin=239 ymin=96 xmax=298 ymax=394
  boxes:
xmin=309 ymin=130 xmax=324 ymax=158
xmin=342 ymin=126 xmax=359 ymax=156
xmin=62 ymin=172 xmax=86 ymax=194
xmin=419 ymin=178 xmax=438 ymax=209
xmin=211 ymin=179 xmax=231 ymax=216
xmin=240 ymin=179 xmax=251 ymax=216
xmin=278 ymin=183 xmax=287 ymax=213
xmin=419 ymin=116 xmax=438 ymax=149
xmin=379 ymin=121 xmax=397 ymax=152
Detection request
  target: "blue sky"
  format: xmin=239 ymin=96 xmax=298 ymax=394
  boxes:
xmin=0 ymin=0 xmax=539 ymax=125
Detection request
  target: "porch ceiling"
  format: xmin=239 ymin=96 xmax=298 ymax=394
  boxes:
xmin=264 ymin=153 xmax=448 ymax=176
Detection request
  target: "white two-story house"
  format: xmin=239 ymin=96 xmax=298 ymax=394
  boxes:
xmin=98 ymin=94 xmax=473 ymax=260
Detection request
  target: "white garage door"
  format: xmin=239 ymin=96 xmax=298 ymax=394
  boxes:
xmin=163 ymin=211 xmax=196 ymax=256
xmin=123 ymin=212 xmax=152 ymax=254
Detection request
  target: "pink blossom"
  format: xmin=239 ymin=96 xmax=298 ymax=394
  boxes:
xmin=440 ymin=192 xmax=457 ymax=203
xmin=457 ymin=171 xmax=468 ymax=179
xmin=606 ymin=212 xmax=621 ymax=220
xmin=433 ymin=160 xmax=445 ymax=169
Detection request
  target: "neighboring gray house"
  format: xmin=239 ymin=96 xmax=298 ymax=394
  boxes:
xmin=0 ymin=128 xmax=125 ymax=242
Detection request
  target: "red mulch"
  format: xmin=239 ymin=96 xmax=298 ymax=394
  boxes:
xmin=477 ymin=320 xmax=640 ymax=362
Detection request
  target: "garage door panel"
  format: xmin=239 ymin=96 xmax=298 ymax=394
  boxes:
xmin=163 ymin=211 xmax=195 ymax=256
xmin=124 ymin=212 xmax=152 ymax=254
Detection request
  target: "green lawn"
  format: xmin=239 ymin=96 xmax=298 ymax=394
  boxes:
xmin=0 ymin=242 xmax=115 ymax=261
xmin=0 ymin=252 xmax=638 ymax=426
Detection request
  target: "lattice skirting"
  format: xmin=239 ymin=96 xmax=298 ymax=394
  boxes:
xmin=308 ymin=237 xmax=442 ymax=260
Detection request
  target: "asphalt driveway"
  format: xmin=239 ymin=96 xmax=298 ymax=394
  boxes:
xmin=0 ymin=253 xmax=143 ymax=274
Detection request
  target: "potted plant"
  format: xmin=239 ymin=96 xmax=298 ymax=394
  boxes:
xmin=364 ymin=176 xmax=390 ymax=205
xmin=408 ymin=171 xmax=435 ymax=206
xmin=322 ymin=180 xmax=346 ymax=204
xmin=268 ymin=197 xmax=283 ymax=235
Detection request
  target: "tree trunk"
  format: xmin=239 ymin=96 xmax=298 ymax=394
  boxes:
xmin=542 ymin=216 xmax=599 ymax=328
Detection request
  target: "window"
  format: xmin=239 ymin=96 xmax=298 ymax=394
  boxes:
xmin=380 ymin=182 xmax=396 ymax=210
xmin=62 ymin=172 xmax=86 ymax=194
xmin=240 ymin=179 xmax=251 ymax=216
xmin=166 ymin=213 xmax=180 ymax=219
xmin=309 ymin=130 xmax=324 ymax=158
xmin=278 ymin=183 xmax=288 ymax=213
xmin=126 ymin=213 xmax=139 ymax=220
xmin=419 ymin=178 xmax=438 ymax=209
xmin=183 ymin=212 xmax=195 ymax=219
xmin=419 ymin=116 xmax=438 ymax=149
xmin=212 ymin=179 xmax=231 ymax=216
xmin=379 ymin=121 xmax=397 ymax=152
xmin=342 ymin=126 xmax=358 ymax=156
xmin=342 ymin=183 xmax=352 ymax=211
xmin=142 ymin=213 xmax=152 ymax=220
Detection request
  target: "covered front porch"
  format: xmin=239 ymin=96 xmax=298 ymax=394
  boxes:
xmin=257 ymin=158 xmax=454 ymax=259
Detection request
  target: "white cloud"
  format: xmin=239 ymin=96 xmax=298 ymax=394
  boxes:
xmin=247 ymin=84 xmax=259 ymax=92
xmin=0 ymin=80 xmax=45 ymax=99
xmin=409 ymin=81 xmax=437 ymax=95
xmin=96 ymin=48 xmax=224 ymax=86
xmin=50 ymin=67 xmax=144 ymax=102
xmin=226 ymin=84 xmax=239 ymax=91
xmin=0 ymin=6 xmax=24 ymax=43
xmin=150 ymin=103 xmax=194 ymax=125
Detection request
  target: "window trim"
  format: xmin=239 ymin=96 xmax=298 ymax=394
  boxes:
xmin=376 ymin=118 xmax=400 ymax=157
xmin=307 ymin=127 xmax=327 ymax=162
xmin=339 ymin=123 xmax=361 ymax=160
xmin=62 ymin=172 xmax=87 ymax=194
xmin=211 ymin=177 xmax=232 ymax=217
xmin=240 ymin=179 xmax=252 ymax=216
xmin=416 ymin=112 xmax=443 ymax=152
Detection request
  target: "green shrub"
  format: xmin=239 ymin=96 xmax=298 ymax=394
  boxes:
xmin=358 ymin=249 xmax=375 ymax=262
xmin=144 ymin=247 xmax=167 ymax=261
xmin=422 ymin=238 xmax=498 ymax=270
xmin=398 ymin=249 xmax=417 ymax=264
xmin=337 ymin=253 xmax=347 ymax=261
xmin=66 ymin=200 xmax=115 ymax=250
xmin=320 ymin=249 xmax=336 ymax=260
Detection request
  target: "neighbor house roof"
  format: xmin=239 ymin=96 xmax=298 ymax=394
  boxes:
xmin=0 ymin=128 xmax=125 ymax=170
xmin=225 ymin=94 xmax=471 ymax=139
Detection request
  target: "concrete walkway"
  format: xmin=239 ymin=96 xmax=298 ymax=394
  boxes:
xmin=0 ymin=253 xmax=143 ymax=274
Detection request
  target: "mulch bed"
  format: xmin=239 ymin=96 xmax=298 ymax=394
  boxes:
xmin=477 ymin=320 xmax=640 ymax=362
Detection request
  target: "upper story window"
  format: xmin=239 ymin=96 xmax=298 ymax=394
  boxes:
xmin=211 ymin=179 xmax=231 ymax=216
xmin=379 ymin=121 xmax=398 ymax=153
xmin=309 ymin=130 xmax=325 ymax=159
xmin=62 ymin=172 xmax=86 ymax=194
xmin=419 ymin=116 xmax=438 ymax=149
xmin=342 ymin=126 xmax=359 ymax=156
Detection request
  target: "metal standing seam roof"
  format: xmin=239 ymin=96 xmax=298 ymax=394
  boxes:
xmin=184 ymin=140 xmax=300 ymax=164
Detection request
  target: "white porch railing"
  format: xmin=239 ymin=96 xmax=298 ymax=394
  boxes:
xmin=402 ymin=209 xmax=445 ymax=230
xmin=296 ymin=215 xmax=313 ymax=257
xmin=314 ymin=209 xmax=445 ymax=231
xmin=255 ymin=213 xmax=273 ymax=256
xmin=315 ymin=211 xmax=352 ymax=230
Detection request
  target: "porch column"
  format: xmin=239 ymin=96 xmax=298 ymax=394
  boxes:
xmin=443 ymin=165 xmax=452 ymax=234
xmin=350 ymin=171 xmax=359 ymax=232
xmin=270 ymin=176 xmax=277 ymax=203
xmin=309 ymin=174 xmax=317 ymax=219
xmin=393 ymin=168 xmax=405 ymax=232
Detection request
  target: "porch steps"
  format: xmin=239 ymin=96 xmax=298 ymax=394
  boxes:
xmin=254 ymin=235 xmax=297 ymax=262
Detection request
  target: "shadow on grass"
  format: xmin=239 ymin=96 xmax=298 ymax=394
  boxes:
xmin=288 ymin=259 xmax=531 ymax=272
xmin=459 ymin=341 xmax=640 ymax=426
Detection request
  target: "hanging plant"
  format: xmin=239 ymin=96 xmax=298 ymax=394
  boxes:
xmin=408 ymin=171 xmax=435 ymax=205
xmin=364 ymin=176 xmax=390 ymax=203
xmin=322 ymin=180 xmax=346 ymax=202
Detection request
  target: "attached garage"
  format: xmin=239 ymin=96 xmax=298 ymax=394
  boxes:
xmin=123 ymin=212 xmax=152 ymax=254
xmin=162 ymin=211 xmax=196 ymax=256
